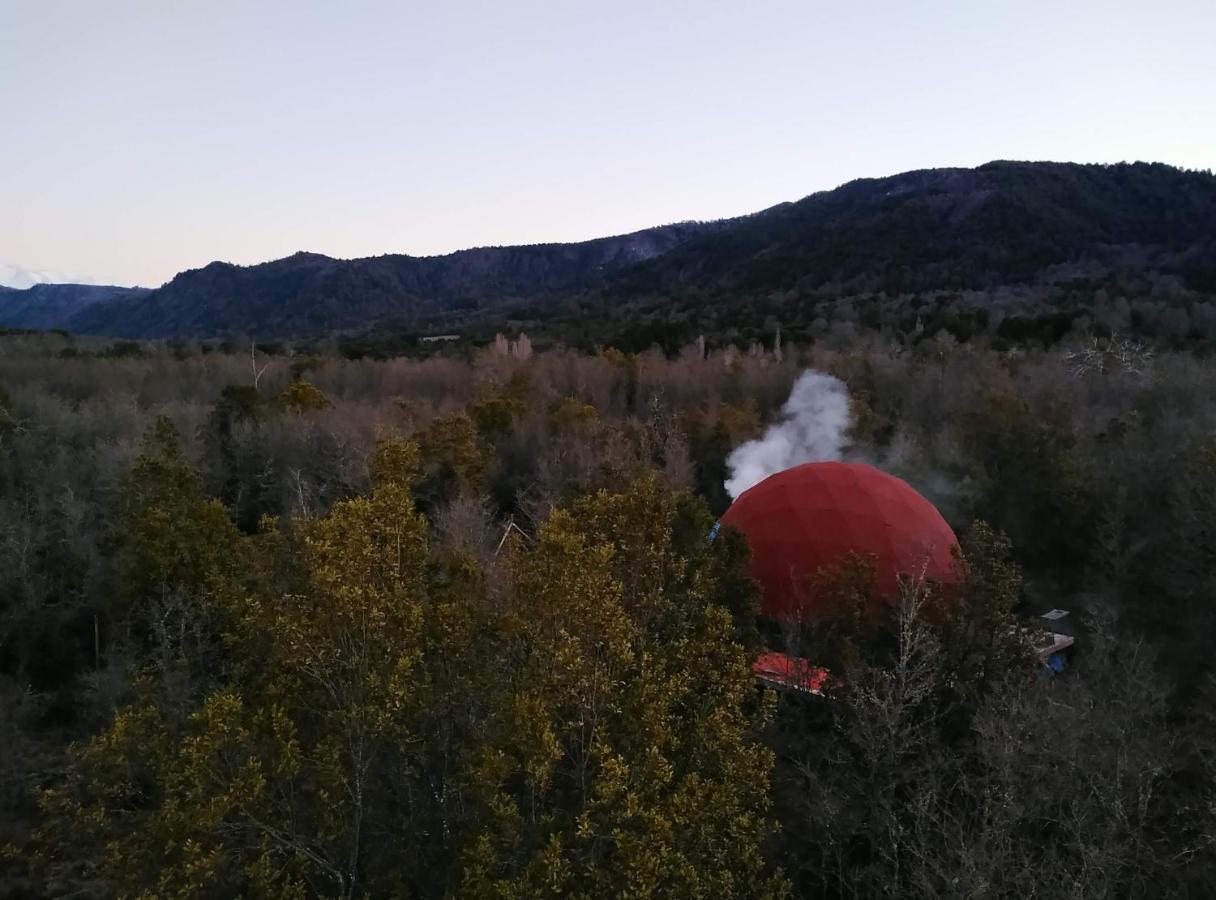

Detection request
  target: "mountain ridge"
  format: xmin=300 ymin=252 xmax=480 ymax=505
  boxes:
xmin=0 ymin=283 xmax=152 ymax=332
xmin=60 ymin=220 xmax=723 ymax=338
xmin=3 ymin=160 xmax=1214 ymax=340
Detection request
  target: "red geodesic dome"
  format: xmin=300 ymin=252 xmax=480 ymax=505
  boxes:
xmin=721 ymin=462 xmax=960 ymax=623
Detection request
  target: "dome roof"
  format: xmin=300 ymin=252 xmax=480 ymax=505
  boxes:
xmin=721 ymin=462 xmax=959 ymax=623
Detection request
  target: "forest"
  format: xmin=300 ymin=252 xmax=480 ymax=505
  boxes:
xmin=2 ymin=326 xmax=1216 ymax=898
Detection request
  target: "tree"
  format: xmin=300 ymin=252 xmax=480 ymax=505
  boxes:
xmin=37 ymin=461 xmax=782 ymax=898
xmin=110 ymin=417 xmax=247 ymax=685
xmin=39 ymin=438 xmax=430 ymax=897
xmin=277 ymin=379 xmax=331 ymax=415
xmin=958 ymin=390 xmax=1098 ymax=582
xmin=0 ymin=383 xmax=17 ymax=446
xmin=468 ymin=371 xmax=529 ymax=443
xmin=460 ymin=477 xmax=783 ymax=898
xmin=419 ymin=412 xmax=490 ymax=508
xmin=775 ymin=576 xmax=949 ymax=898
xmin=769 ymin=531 xmax=1036 ymax=898
xmin=940 ymin=521 xmax=1037 ymax=704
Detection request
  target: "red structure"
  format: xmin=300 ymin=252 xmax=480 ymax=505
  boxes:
xmin=751 ymin=651 xmax=829 ymax=695
xmin=722 ymin=462 xmax=960 ymax=623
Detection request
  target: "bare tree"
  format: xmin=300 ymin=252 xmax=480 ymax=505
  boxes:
xmin=251 ymin=340 xmax=271 ymax=390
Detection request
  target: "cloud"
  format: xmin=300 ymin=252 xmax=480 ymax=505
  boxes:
xmin=0 ymin=264 xmax=94 ymax=289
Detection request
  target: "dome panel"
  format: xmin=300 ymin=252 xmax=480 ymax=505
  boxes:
xmin=721 ymin=462 xmax=960 ymax=622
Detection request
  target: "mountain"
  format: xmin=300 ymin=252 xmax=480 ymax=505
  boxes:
xmin=610 ymin=161 xmax=1216 ymax=301
xmin=8 ymin=161 xmax=1216 ymax=340
xmin=0 ymin=283 xmax=150 ymax=332
xmin=65 ymin=222 xmax=718 ymax=339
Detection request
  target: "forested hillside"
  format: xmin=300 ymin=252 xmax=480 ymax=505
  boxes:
xmin=0 ymin=222 xmax=718 ymax=338
xmin=539 ymin=161 xmax=1216 ymax=353
xmin=3 ymin=329 xmax=1216 ymax=896
xmin=618 ymin=161 xmax=1216 ymax=297
xmin=0 ymin=284 xmax=149 ymax=333
xmin=3 ymin=162 xmax=1213 ymax=343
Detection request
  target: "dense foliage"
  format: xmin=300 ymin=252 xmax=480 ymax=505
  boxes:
xmin=3 ymin=329 xmax=1216 ymax=896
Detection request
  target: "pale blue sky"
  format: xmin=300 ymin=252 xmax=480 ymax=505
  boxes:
xmin=3 ymin=0 xmax=1214 ymax=288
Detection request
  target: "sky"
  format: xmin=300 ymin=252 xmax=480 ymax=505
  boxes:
xmin=3 ymin=0 xmax=1214 ymax=288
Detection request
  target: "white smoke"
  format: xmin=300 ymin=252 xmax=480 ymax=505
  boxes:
xmin=724 ymin=370 xmax=852 ymax=498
